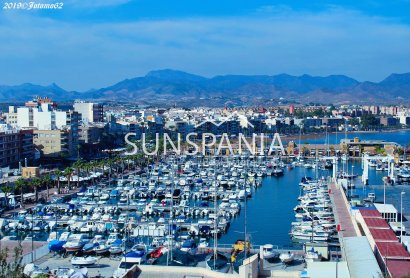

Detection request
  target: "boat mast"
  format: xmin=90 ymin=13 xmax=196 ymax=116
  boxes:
xmin=213 ymin=174 xmax=217 ymax=269
xmin=244 ymin=176 xmax=249 ymax=260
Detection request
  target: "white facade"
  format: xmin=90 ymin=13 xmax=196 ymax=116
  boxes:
xmin=33 ymin=108 xmax=52 ymax=129
xmin=17 ymin=107 xmax=31 ymax=128
xmin=374 ymin=203 xmax=398 ymax=222
xmin=73 ymin=102 xmax=93 ymax=123
xmin=55 ymin=111 xmax=68 ymax=129
xmin=14 ymin=104 xmax=69 ymax=130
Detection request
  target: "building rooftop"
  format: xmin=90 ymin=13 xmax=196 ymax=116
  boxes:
xmin=364 ymin=217 xmax=390 ymax=229
xmin=304 ymin=261 xmax=350 ymax=278
xmin=369 ymin=228 xmax=399 ymax=242
xmin=343 ymin=237 xmax=382 ymax=278
xmin=375 ymin=241 xmax=410 ymax=260
xmin=386 ymin=260 xmax=410 ymax=278
xmin=360 ymin=208 xmax=383 ymax=218
xmin=374 ymin=203 xmax=398 ymax=214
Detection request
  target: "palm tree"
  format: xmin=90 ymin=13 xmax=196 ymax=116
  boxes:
xmin=301 ymin=146 xmax=309 ymax=157
xmin=72 ymin=160 xmax=84 ymax=188
xmin=90 ymin=161 xmax=98 ymax=185
xmin=1 ymin=185 xmax=13 ymax=207
xmin=63 ymin=167 xmax=74 ymax=190
xmin=106 ymin=158 xmax=114 ymax=187
xmin=14 ymin=178 xmax=27 ymax=208
xmin=54 ymin=170 xmax=63 ymax=194
xmin=41 ymin=174 xmax=52 ymax=199
xmin=30 ymin=177 xmax=42 ymax=203
xmin=329 ymin=145 xmax=335 ymax=156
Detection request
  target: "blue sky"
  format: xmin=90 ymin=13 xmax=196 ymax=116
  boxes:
xmin=1 ymin=0 xmax=410 ymax=91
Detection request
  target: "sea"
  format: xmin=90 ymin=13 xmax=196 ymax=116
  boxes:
xmin=298 ymin=129 xmax=410 ymax=146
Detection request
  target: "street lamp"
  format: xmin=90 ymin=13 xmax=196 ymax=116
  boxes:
xmin=401 ymin=191 xmax=405 ymax=244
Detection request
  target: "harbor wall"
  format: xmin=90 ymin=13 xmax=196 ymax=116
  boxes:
xmin=270 ymin=270 xmax=302 ymax=278
xmin=21 ymin=243 xmax=49 ymax=265
xmin=125 ymin=254 xmax=271 ymax=278
xmin=127 ymin=265 xmax=240 ymax=278
xmin=239 ymin=253 xmax=258 ymax=278
xmin=0 ymin=239 xmax=49 ymax=263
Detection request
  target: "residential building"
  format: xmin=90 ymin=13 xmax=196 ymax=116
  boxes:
xmin=322 ymin=117 xmax=344 ymax=127
xmin=9 ymin=98 xmax=80 ymax=158
xmin=380 ymin=117 xmax=399 ymax=127
xmin=33 ymin=129 xmax=76 ymax=158
xmin=303 ymin=118 xmax=323 ymax=128
xmin=73 ymin=101 xmax=104 ymax=123
xmin=398 ymin=112 xmax=410 ymax=126
xmin=0 ymin=125 xmax=34 ymax=167
xmin=79 ymin=124 xmax=104 ymax=144
xmin=5 ymin=106 xmax=18 ymax=126
xmin=289 ymin=105 xmax=295 ymax=115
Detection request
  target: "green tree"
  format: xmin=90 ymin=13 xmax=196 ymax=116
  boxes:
xmin=63 ymin=167 xmax=74 ymax=190
xmin=72 ymin=160 xmax=84 ymax=188
xmin=14 ymin=178 xmax=27 ymax=208
xmin=30 ymin=178 xmax=41 ymax=203
xmin=1 ymin=185 xmax=13 ymax=207
xmin=360 ymin=114 xmax=379 ymax=129
xmin=349 ymin=117 xmax=360 ymax=126
xmin=41 ymin=174 xmax=52 ymax=200
xmin=0 ymin=244 xmax=26 ymax=278
xmin=54 ymin=170 xmax=62 ymax=194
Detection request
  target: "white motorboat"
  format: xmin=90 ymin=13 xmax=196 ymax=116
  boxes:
xmin=53 ymin=267 xmax=87 ymax=278
xmin=71 ymin=256 xmax=98 ymax=266
xmin=198 ymin=238 xmax=209 ymax=248
xmin=109 ymin=244 xmax=123 ymax=255
xmin=279 ymin=252 xmax=294 ymax=264
xmin=303 ymin=163 xmax=313 ymax=169
xmin=262 ymin=244 xmax=279 ymax=260
xmin=94 ymin=244 xmax=110 ymax=255
xmin=305 ymin=247 xmax=322 ymax=263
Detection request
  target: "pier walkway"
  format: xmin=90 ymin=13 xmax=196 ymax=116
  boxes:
xmin=329 ymin=182 xmax=358 ymax=238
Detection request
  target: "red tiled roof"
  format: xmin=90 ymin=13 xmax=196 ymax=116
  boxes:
xmin=369 ymin=228 xmax=399 ymax=242
xmin=376 ymin=242 xmax=410 ymax=259
xmin=360 ymin=209 xmax=382 ymax=218
xmin=364 ymin=217 xmax=390 ymax=229
xmin=386 ymin=260 xmax=410 ymax=278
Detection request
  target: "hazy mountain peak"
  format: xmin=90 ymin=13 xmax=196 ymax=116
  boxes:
xmin=145 ymin=69 xmax=207 ymax=82
xmin=380 ymin=72 xmax=410 ymax=85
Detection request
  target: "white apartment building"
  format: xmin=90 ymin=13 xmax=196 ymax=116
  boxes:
xmin=73 ymin=101 xmax=104 ymax=123
xmin=15 ymin=103 xmax=71 ymax=130
xmin=397 ymin=111 xmax=410 ymax=125
xmin=7 ymin=98 xmax=80 ymax=158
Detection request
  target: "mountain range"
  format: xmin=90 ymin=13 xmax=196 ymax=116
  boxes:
xmin=1 ymin=69 xmax=410 ymax=105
